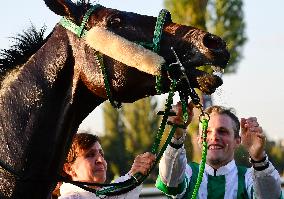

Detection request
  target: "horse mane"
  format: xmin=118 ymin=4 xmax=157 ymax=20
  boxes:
xmin=0 ymin=24 xmax=48 ymax=81
xmin=0 ymin=1 xmax=93 ymax=82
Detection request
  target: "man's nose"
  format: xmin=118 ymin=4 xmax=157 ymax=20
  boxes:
xmin=208 ymin=130 xmax=220 ymax=141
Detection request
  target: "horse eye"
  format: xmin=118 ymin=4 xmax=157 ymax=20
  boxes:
xmin=108 ymin=17 xmax=121 ymax=28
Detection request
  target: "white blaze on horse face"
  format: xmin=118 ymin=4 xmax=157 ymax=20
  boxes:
xmin=85 ymin=26 xmax=165 ymax=75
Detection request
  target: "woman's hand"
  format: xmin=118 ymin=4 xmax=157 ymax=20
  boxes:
xmin=129 ymin=152 xmax=156 ymax=176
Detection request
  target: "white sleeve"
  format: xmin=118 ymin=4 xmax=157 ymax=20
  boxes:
xmin=245 ymin=161 xmax=282 ymax=199
xmin=158 ymin=137 xmax=188 ymax=187
xmin=58 ymin=194 xmax=82 ymax=199
xmin=112 ymin=174 xmax=142 ymax=199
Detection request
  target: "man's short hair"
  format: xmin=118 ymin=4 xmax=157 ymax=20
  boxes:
xmin=204 ymin=105 xmax=240 ymax=138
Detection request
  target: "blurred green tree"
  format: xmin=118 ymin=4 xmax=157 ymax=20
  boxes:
xmin=101 ymin=97 xmax=160 ymax=182
xmin=101 ymin=102 xmax=129 ymax=181
xmin=265 ymin=139 xmax=284 ymax=175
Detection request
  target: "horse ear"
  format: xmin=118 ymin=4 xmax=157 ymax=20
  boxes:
xmin=44 ymin=0 xmax=78 ymax=18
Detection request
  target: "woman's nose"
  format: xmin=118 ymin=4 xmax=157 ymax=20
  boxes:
xmin=95 ymin=154 xmax=104 ymax=164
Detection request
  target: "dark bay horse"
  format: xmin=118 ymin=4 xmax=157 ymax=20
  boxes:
xmin=0 ymin=0 xmax=229 ymax=198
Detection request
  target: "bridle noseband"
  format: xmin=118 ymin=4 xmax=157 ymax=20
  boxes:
xmin=60 ymin=4 xmax=174 ymax=107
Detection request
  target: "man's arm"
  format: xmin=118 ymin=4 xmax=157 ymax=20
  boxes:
xmin=252 ymin=158 xmax=282 ymax=199
xmin=156 ymin=102 xmax=194 ymax=197
xmin=241 ymin=117 xmax=282 ymax=199
xmin=156 ymin=132 xmax=189 ymax=197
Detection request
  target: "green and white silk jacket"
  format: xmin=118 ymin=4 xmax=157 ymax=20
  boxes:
xmin=156 ymin=142 xmax=282 ymax=199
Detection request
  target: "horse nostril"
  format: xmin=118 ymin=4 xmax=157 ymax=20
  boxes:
xmin=203 ymin=34 xmax=225 ymax=50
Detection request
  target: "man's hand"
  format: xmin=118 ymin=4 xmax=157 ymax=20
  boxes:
xmin=129 ymin=152 xmax=156 ymax=176
xmin=168 ymin=101 xmax=194 ymax=139
xmin=240 ymin=117 xmax=266 ymax=161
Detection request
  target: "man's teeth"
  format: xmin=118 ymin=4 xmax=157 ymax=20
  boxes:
xmin=211 ymin=66 xmax=224 ymax=78
xmin=208 ymin=145 xmax=222 ymax=150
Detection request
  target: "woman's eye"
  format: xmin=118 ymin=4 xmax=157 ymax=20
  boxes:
xmin=86 ymin=152 xmax=95 ymax=158
xmin=99 ymin=150 xmax=105 ymax=157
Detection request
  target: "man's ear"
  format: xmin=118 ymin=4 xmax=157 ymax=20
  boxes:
xmin=63 ymin=163 xmax=76 ymax=178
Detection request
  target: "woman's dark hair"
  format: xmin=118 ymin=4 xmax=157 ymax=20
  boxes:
xmin=61 ymin=132 xmax=100 ymax=180
xmin=53 ymin=133 xmax=100 ymax=198
xmin=66 ymin=132 xmax=100 ymax=163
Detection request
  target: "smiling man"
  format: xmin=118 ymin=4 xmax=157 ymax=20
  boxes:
xmin=156 ymin=102 xmax=283 ymax=199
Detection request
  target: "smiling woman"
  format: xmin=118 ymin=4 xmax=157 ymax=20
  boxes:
xmin=56 ymin=132 xmax=156 ymax=199
xmin=62 ymin=133 xmax=107 ymax=184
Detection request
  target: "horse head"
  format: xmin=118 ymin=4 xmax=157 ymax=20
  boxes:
xmin=45 ymin=0 xmax=229 ymax=104
xmin=0 ymin=0 xmax=229 ymax=198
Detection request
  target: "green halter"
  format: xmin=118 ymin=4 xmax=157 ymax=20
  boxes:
xmin=59 ymin=5 xmax=101 ymax=37
xmin=59 ymin=4 xmax=169 ymax=107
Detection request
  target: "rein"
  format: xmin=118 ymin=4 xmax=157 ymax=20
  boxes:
xmin=58 ymin=4 xmax=209 ymax=198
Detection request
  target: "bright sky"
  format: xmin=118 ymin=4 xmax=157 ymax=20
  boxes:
xmin=1 ymin=0 xmax=283 ymax=141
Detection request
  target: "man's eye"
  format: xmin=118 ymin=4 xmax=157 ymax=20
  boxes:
xmin=219 ymin=129 xmax=228 ymax=134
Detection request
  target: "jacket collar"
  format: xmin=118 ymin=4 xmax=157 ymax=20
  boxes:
xmin=60 ymin=182 xmax=95 ymax=196
xmin=204 ymin=159 xmax=236 ymax=176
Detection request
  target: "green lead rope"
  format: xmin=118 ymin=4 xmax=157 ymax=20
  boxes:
xmin=190 ymin=118 xmax=209 ymax=199
xmin=130 ymin=79 xmax=178 ymax=184
xmin=136 ymin=124 xmax=178 ymax=184
xmin=151 ymin=79 xmax=177 ymax=154
xmin=95 ymin=52 xmax=121 ymax=108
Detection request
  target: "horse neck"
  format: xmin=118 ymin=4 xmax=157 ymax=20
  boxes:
xmin=0 ymin=25 xmax=99 ymax=198
xmin=0 ymin=25 xmax=73 ymax=159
